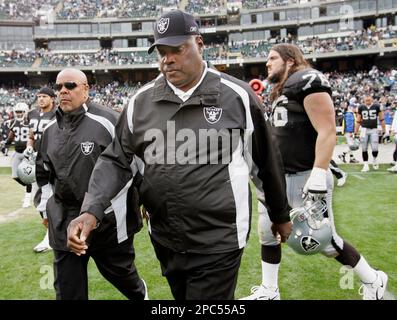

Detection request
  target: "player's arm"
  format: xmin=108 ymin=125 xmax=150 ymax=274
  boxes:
xmin=341 ymin=116 xmax=345 ymax=135
xmin=27 ymin=129 xmax=35 ymax=148
xmin=303 ymin=92 xmax=336 ymax=170
xmin=355 ymin=112 xmax=362 ymax=136
xmin=378 ymin=110 xmax=386 ymax=133
xmin=22 ymin=129 xmax=35 ymax=157
xmin=5 ymin=128 xmax=15 ymax=145
xmin=35 ymin=127 xmax=55 ymax=225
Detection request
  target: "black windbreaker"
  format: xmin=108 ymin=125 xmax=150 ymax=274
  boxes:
xmin=81 ymin=69 xmax=290 ymax=254
xmin=36 ymin=102 xmax=141 ymax=251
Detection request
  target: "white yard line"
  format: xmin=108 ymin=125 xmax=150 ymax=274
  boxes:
xmin=0 ymin=208 xmax=34 ymax=224
xmin=348 ymin=171 xmax=392 ymax=174
xmin=352 ymin=174 xmax=365 ymax=180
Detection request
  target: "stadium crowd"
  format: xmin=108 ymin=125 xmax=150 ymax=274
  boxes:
xmin=1 ymin=24 xmax=396 ymax=68
xmin=1 ymin=67 xmax=396 ymax=119
xmin=58 ymin=0 xmax=179 ymax=19
xmin=0 ymin=0 xmax=309 ymax=20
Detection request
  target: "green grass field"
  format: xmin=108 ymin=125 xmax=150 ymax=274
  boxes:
xmin=0 ymin=165 xmax=395 ymax=300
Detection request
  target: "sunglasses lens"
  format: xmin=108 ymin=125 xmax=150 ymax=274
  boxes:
xmin=54 ymin=82 xmax=78 ymax=91
xmin=64 ymin=82 xmax=78 ymax=90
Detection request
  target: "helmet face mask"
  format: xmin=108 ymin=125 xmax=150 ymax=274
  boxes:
xmin=287 ymin=198 xmax=332 ymax=255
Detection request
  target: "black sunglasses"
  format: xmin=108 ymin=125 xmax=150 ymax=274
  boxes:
xmin=53 ymin=81 xmax=83 ymax=91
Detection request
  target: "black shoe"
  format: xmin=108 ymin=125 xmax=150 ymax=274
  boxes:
xmin=350 ymin=158 xmax=359 ymax=164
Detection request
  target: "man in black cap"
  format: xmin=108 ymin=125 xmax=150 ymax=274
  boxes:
xmin=68 ymin=9 xmax=291 ymax=300
xmin=25 ymin=86 xmax=57 ymax=253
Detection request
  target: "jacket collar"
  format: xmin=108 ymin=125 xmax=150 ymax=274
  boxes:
xmin=56 ymin=102 xmax=89 ymax=129
xmin=152 ymin=65 xmax=221 ymax=107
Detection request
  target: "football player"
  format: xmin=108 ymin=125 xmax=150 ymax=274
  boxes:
xmin=25 ymin=87 xmax=57 ymax=253
xmin=355 ymin=95 xmax=386 ymax=172
xmin=242 ymin=44 xmax=388 ymax=300
xmin=1 ymin=107 xmax=13 ymax=156
xmin=4 ymin=102 xmax=32 ymax=208
xmin=338 ymin=104 xmax=359 ymax=164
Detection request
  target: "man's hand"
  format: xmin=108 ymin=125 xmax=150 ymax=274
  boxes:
xmin=302 ymin=167 xmax=327 ymax=201
xmin=67 ymin=213 xmax=97 ymax=256
xmin=42 ymin=218 xmax=48 ymax=228
xmin=271 ymin=221 xmax=292 ymax=243
xmin=23 ymin=146 xmax=34 ymax=158
xmin=381 ymin=132 xmax=389 ymax=143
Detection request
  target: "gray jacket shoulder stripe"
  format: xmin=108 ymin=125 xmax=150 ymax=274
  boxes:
xmin=86 ymin=112 xmax=115 ymax=139
xmin=42 ymin=119 xmax=57 ymax=133
xmin=207 ymin=67 xmax=221 ymax=76
xmin=127 ymin=82 xmax=155 ymax=134
xmin=220 ymin=78 xmax=254 ymax=132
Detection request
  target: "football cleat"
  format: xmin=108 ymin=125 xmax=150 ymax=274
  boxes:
xmin=337 ymin=172 xmax=347 ymax=187
xmin=359 ymin=270 xmax=388 ymax=300
xmin=349 ymin=157 xmax=359 ymax=164
xmin=361 ymin=163 xmax=369 ymax=172
xmin=33 ymin=230 xmax=52 ymax=253
xmin=387 ymin=165 xmax=397 ymax=173
xmin=372 ymin=159 xmax=379 ymax=170
xmin=239 ymin=285 xmax=280 ymax=300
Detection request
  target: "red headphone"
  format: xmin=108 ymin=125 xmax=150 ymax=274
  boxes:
xmin=249 ymin=79 xmax=264 ymax=102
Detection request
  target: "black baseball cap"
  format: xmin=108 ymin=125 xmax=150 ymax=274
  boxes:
xmin=37 ymin=87 xmax=56 ymax=97
xmin=148 ymin=10 xmax=200 ymax=54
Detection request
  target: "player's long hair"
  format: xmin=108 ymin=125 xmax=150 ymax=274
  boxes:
xmin=269 ymin=44 xmax=311 ymax=102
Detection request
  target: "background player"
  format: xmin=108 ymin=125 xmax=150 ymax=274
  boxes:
xmin=4 ymin=102 xmax=32 ymax=208
xmin=25 ymin=87 xmax=57 ymax=253
xmin=355 ymin=95 xmax=386 ymax=172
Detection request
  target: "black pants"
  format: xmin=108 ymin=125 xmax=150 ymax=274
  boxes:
xmin=151 ymin=238 xmax=243 ymax=300
xmin=53 ymin=237 xmax=145 ymax=300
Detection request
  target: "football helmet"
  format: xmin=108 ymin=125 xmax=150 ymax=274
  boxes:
xmin=17 ymin=153 xmax=36 ymax=184
xmin=349 ymin=137 xmax=360 ymax=151
xmin=13 ymin=102 xmax=29 ymax=122
xmin=286 ymin=198 xmax=332 ymax=255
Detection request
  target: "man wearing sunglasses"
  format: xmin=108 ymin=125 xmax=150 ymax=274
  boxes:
xmin=35 ymin=68 xmax=147 ymax=300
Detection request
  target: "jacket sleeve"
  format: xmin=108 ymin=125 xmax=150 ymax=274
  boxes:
xmin=248 ymin=92 xmax=291 ymax=224
xmin=80 ymin=105 xmax=136 ymax=222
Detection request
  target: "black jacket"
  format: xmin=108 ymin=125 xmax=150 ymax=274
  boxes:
xmin=81 ymin=68 xmax=290 ymax=254
xmin=36 ymin=101 xmax=141 ymax=251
